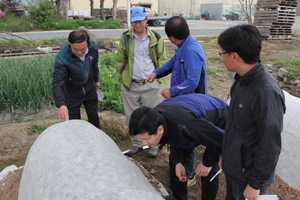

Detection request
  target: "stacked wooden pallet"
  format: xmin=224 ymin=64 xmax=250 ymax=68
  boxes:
xmin=255 ymin=0 xmax=298 ymax=39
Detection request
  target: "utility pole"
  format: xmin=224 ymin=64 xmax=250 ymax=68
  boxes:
xmin=127 ymin=0 xmax=131 ymax=28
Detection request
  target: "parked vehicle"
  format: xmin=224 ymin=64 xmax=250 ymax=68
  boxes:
xmin=224 ymin=12 xmax=239 ymax=21
xmin=201 ymin=11 xmax=212 ymax=20
xmin=147 ymin=12 xmax=184 ymax=26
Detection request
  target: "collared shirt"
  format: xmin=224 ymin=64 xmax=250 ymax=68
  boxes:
xmin=132 ymin=31 xmax=155 ymax=80
xmin=79 ymin=48 xmax=89 ymax=61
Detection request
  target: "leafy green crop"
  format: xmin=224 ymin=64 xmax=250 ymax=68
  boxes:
xmin=98 ymin=52 xmax=123 ymax=113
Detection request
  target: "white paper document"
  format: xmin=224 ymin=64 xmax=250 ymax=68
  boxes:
xmin=97 ymin=90 xmax=104 ymax=101
xmin=246 ymin=195 xmax=278 ymax=200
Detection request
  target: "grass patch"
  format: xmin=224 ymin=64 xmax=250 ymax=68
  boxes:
xmin=274 ymin=58 xmax=300 ymax=81
xmin=202 ymin=44 xmax=213 ymax=50
xmin=41 ymin=38 xmax=67 ymax=46
xmin=14 ymin=118 xmax=34 ymax=123
xmin=27 ymin=120 xmax=60 ymax=134
xmin=207 ymin=68 xmax=217 ymax=75
xmin=217 ymin=68 xmax=225 ymax=72
xmin=208 ymin=57 xmax=222 ymax=63
xmin=198 ymin=37 xmax=214 ymax=43
xmin=27 ymin=124 xmax=48 ymax=133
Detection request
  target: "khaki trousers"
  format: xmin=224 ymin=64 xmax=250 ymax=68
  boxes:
xmin=121 ymin=80 xmax=161 ymax=147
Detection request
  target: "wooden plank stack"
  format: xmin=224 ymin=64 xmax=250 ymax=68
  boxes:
xmin=255 ymin=0 xmax=298 ymax=39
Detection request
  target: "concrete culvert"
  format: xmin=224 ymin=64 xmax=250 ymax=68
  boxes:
xmin=18 ymin=120 xmax=165 ymax=200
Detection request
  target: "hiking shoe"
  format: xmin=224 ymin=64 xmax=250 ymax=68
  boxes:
xmin=148 ymin=147 xmax=158 ymax=157
xmin=124 ymin=146 xmax=142 ymax=157
xmin=187 ymin=174 xmax=197 ymax=187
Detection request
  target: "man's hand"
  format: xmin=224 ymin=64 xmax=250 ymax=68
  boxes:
xmin=58 ymin=105 xmax=69 ymax=121
xmin=175 ymin=163 xmax=188 ymax=182
xmin=244 ymin=184 xmax=260 ymax=200
xmin=195 ymin=161 xmax=212 ymax=177
xmin=95 ymin=82 xmax=100 ymax=89
xmin=161 ymin=88 xmax=171 ymax=99
xmin=145 ymin=73 xmax=157 ymax=83
xmin=218 ymin=157 xmax=222 ymax=169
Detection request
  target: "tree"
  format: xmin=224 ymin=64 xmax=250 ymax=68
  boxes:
xmin=112 ymin=0 xmax=117 ymax=20
xmin=62 ymin=0 xmax=68 ymax=20
xmin=100 ymin=0 xmax=105 ymax=20
xmin=90 ymin=0 xmax=94 ymax=16
xmin=26 ymin=0 xmax=55 ymax=26
xmin=238 ymin=0 xmax=256 ymax=24
xmin=55 ymin=0 xmax=61 ymax=21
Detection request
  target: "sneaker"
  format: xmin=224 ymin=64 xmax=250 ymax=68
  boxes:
xmin=148 ymin=147 xmax=158 ymax=157
xmin=124 ymin=146 xmax=142 ymax=157
xmin=187 ymin=174 xmax=197 ymax=187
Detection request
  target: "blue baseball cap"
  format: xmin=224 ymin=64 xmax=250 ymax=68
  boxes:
xmin=130 ymin=7 xmax=147 ymax=22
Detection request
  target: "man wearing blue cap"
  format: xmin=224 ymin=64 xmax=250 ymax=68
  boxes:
xmin=116 ymin=7 xmax=167 ymax=157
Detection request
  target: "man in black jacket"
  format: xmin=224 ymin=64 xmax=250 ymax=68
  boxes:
xmin=129 ymin=94 xmax=228 ymax=200
xmin=218 ymin=24 xmax=286 ymax=200
xmin=52 ymin=30 xmax=100 ymax=128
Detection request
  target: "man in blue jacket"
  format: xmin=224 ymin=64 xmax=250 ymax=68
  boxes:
xmin=52 ymin=30 xmax=100 ymax=128
xmin=146 ymin=16 xmax=207 ymax=98
xmin=129 ymin=94 xmax=228 ymax=200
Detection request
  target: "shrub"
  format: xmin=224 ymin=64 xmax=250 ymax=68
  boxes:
xmin=100 ymin=18 xmax=122 ymax=29
xmin=25 ymin=0 xmax=55 ymax=26
xmin=38 ymin=21 xmax=57 ymax=30
xmin=57 ymin=20 xmax=80 ymax=30
xmin=0 ymin=14 xmax=33 ymax=32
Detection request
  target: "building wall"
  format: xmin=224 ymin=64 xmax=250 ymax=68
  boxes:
xmin=158 ymin=0 xmax=258 ymax=18
xmin=68 ymin=0 xmax=158 ymax=15
xmin=200 ymin=3 xmax=223 ymax=20
xmin=28 ymin=0 xmax=267 ymax=18
xmin=297 ymin=0 xmax=300 ymax=16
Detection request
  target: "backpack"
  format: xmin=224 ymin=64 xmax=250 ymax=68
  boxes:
xmin=120 ymin=30 xmax=161 ymax=74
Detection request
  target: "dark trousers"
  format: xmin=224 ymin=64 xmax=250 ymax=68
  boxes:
xmin=185 ymin=149 xmax=195 ymax=176
xmin=169 ymin=147 xmax=219 ymax=200
xmin=65 ymin=89 xmax=100 ymax=129
xmin=225 ymin=172 xmax=275 ymax=200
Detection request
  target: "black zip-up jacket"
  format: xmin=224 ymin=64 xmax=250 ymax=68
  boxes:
xmin=52 ymin=39 xmax=99 ymax=108
xmin=222 ymin=62 xmax=286 ymax=190
xmin=154 ymin=94 xmax=228 ymax=167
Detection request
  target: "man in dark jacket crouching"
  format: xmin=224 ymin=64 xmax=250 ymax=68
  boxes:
xmin=129 ymin=93 xmax=228 ymax=200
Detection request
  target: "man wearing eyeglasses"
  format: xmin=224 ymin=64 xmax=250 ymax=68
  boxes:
xmin=218 ymin=24 xmax=286 ymax=200
xmin=116 ymin=7 xmax=167 ymax=157
xmin=129 ymin=93 xmax=228 ymax=200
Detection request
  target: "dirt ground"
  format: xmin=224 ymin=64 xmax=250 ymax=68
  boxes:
xmin=1 ymin=38 xmax=300 ymax=200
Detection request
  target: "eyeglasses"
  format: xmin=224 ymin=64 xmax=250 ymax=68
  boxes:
xmin=219 ymin=51 xmax=228 ymax=57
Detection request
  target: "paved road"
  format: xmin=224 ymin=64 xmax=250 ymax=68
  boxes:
xmin=2 ymin=17 xmax=300 ymax=41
